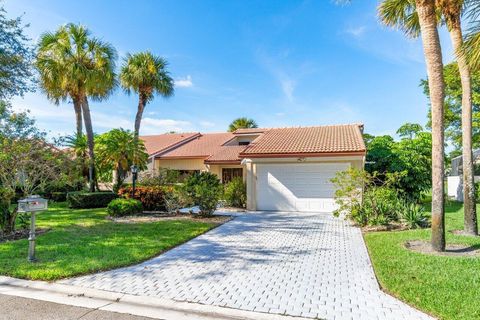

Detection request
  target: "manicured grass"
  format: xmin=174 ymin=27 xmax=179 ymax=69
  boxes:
xmin=0 ymin=203 xmax=217 ymax=281
xmin=364 ymin=201 xmax=480 ymax=320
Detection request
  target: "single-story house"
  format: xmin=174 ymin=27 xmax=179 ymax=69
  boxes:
xmin=141 ymin=123 xmax=366 ymax=212
xmin=447 ymin=149 xmax=480 ymax=201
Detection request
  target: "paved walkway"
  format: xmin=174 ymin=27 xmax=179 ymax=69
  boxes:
xmin=61 ymin=212 xmax=433 ymax=320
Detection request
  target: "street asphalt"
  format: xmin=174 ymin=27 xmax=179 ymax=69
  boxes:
xmin=0 ymin=294 xmax=155 ymax=320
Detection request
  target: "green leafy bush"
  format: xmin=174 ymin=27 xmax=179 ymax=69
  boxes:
xmin=358 ymin=187 xmax=403 ymax=226
xmin=332 ymin=168 xmax=431 ymax=229
xmin=184 ymin=172 xmax=222 ymax=215
xmin=0 ymin=187 xmax=17 ymax=234
xmin=50 ymin=192 xmax=67 ymax=202
xmin=400 ymin=202 xmax=429 ymax=229
xmin=67 ymin=192 xmax=117 ymax=209
xmin=224 ymin=177 xmax=246 ymax=208
xmin=118 ymin=186 xmax=168 ymax=211
xmin=107 ymin=198 xmax=143 ymax=217
xmin=163 ymin=186 xmax=189 ymax=214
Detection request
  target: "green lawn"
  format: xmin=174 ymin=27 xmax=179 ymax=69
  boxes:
xmin=364 ymin=201 xmax=480 ymax=320
xmin=0 ymin=203 xmax=217 ymax=281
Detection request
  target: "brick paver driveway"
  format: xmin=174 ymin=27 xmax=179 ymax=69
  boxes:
xmin=61 ymin=212 xmax=433 ymax=320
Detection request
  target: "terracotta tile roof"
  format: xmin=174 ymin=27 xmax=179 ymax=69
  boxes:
xmin=233 ymin=128 xmax=268 ymax=134
xmin=159 ymin=133 xmax=236 ymax=159
xmin=205 ymin=145 xmax=247 ymax=163
xmin=141 ymin=133 xmax=200 ymax=156
xmin=240 ymin=124 xmax=365 ymax=156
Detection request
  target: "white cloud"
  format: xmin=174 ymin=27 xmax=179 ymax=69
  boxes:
xmin=141 ymin=117 xmax=191 ymax=134
xmin=280 ymin=78 xmax=295 ymax=102
xmin=275 ymin=112 xmax=285 ymax=117
xmin=175 ymin=75 xmax=193 ymax=88
xmin=345 ymin=26 xmax=366 ymax=38
xmin=200 ymin=121 xmax=215 ymax=127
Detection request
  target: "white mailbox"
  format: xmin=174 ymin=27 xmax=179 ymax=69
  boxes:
xmin=18 ymin=195 xmax=48 ymax=213
xmin=17 ymin=195 xmax=48 ymax=262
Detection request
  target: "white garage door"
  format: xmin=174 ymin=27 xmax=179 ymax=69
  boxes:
xmin=256 ymin=162 xmax=349 ymax=212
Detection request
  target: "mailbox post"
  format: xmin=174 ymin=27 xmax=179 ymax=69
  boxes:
xmin=18 ymin=195 xmax=48 ymax=262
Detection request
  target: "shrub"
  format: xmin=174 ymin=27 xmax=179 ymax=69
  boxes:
xmin=183 ymin=172 xmax=222 ymax=215
xmin=400 ymin=202 xmax=429 ymax=229
xmin=353 ymin=187 xmax=403 ymax=226
xmin=0 ymin=187 xmax=16 ymax=235
xmin=67 ymin=192 xmax=117 ymax=209
xmin=224 ymin=177 xmax=246 ymax=208
xmin=50 ymin=192 xmax=67 ymax=202
xmin=163 ymin=186 xmax=189 ymax=214
xmin=107 ymin=198 xmax=143 ymax=217
xmin=118 ymin=186 xmax=168 ymax=211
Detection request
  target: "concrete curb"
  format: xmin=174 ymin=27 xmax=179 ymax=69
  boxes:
xmin=0 ymin=276 xmax=309 ymax=320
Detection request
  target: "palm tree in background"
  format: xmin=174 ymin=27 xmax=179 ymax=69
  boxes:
xmin=120 ymin=52 xmax=174 ymax=140
xmin=95 ymin=128 xmax=148 ymax=191
xmin=63 ymin=133 xmax=89 ymax=181
xmin=228 ymin=117 xmax=258 ymax=132
xmin=379 ymin=0 xmax=446 ymax=251
xmin=36 ymin=23 xmax=117 ymax=192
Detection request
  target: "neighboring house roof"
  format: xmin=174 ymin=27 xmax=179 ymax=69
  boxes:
xmin=239 ymin=124 xmax=366 ymax=157
xmin=141 ymin=133 xmax=200 ymax=156
xmin=159 ymin=132 xmax=235 ymax=159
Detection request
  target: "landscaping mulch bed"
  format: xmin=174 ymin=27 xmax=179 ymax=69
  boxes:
xmin=362 ymin=223 xmax=410 ymax=232
xmin=0 ymin=228 xmax=49 ymax=244
xmin=109 ymin=213 xmax=232 ymax=225
xmin=405 ymin=240 xmax=480 ymax=257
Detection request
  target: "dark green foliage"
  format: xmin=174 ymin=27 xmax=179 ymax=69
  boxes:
xmin=0 ymin=187 xmax=16 ymax=234
xmin=67 ymin=192 xmax=117 ymax=209
xmin=224 ymin=177 xmax=246 ymax=208
xmin=16 ymin=212 xmax=30 ymax=230
xmin=184 ymin=172 xmax=222 ymax=215
xmin=50 ymin=192 xmax=67 ymax=202
xmin=0 ymin=5 xmax=35 ymax=99
xmin=107 ymin=198 xmax=143 ymax=217
xmin=365 ymin=127 xmax=431 ymax=200
xmin=421 ymin=62 xmax=480 ymax=151
xmin=400 ymin=202 xmax=429 ymax=229
xmin=118 ymin=186 xmax=168 ymax=211
xmin=332 ymin=168 xmax=429 ymax=228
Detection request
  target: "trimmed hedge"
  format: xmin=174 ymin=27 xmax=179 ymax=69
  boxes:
xmin=50 ymin=192 xmax=67 ymax=202
xmin=118 ymin=186 xmax=172 ymax=211
xmin=67 ymin=192 xmax=117 ymax=209
xmin=107 ymin=198 xmax=143 ymax=217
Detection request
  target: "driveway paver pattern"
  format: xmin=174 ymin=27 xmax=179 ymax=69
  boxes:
xmin=61 ymin=212 xmax=433 ymax=320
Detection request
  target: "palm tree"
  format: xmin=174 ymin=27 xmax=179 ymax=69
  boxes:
xmin=379 ymin=0 xmax=446 ymax=251
xmin=440 ymin=0 xmax=477 ymax=235
xmin=120 ymin=52 xmax=174 ymax=140
xmin=63 ymin=133 xmax=89 ymax=181
xmin=95 ymin=128 xmax=148 ymax=191
xmin=228 ymin=117 xmax=258 ymax=132
xmin=36 ymin=24 xmax=117 ymax=192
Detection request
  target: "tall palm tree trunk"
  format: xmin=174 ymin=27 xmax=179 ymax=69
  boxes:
xmin=449 ymin=20 xmax=478 ymax=235
xmin=81 ymin=95 xmax=96 ymax=192
xmin=416 ymin=0 xmax=446 ymax=251
xmin=72 ymin=97 xmax=83 ymax=138
xmin=134 ymin=92 xmax=147 ymax=140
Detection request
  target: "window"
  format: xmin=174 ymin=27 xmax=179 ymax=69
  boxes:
xmin=238 ymin=141 xmax=250 ymax=146
xmin=222 ymin=168 xmax=243 ymax=183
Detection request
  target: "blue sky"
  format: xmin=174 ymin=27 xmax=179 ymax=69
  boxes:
xmin=6 ymin=0 xmax=455 ymax=138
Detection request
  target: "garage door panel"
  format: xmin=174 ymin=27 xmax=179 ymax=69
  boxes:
xmin=256 ymin=163 xmax=349 ymax=212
